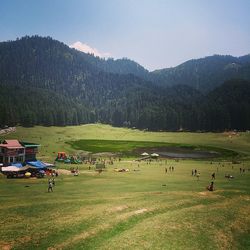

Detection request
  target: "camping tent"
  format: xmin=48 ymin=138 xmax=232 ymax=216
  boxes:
xmin=26 ymin=160 xmax=52 ymax=169
xmin=141 ymin=152 xmax=149 ymax=156
xmin=151 ymin=153 xmax=159 ymax=157
xmin=1 ymin=165 xmax=37 ymax=172
xmin=2 ymin=166 xmax=21 ymax=172
xmin=11 ymin=162 xmax=23 ymax=168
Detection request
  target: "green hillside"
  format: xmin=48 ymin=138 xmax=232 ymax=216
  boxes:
xmin=151 ymin=54 xmax=250 ymax=92
xmin=1 ymin=36 xmax=250 ymax=131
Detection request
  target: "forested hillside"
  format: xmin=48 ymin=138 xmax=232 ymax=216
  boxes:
xmin=0 ymin=36 xmax=249 ymax=131
xmin=151 ymin=55 xmax=250 ymax=93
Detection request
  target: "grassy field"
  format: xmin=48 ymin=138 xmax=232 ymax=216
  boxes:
xmin=66 ymin=139 xmax=239 ymax=159
xmin=1 ymin=124 xmax=250 ymax=161
xmin=0 ymin=124 xmax=250 ymax=249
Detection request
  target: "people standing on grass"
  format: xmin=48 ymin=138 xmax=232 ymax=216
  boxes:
xmin=166 ymin=166 xmax=175 ymax=172
xmin=165 ymin=167 xmax=167 ymax=174
xmin=194 ymin=169 xmax=197 ymax=176
xmin=48 ymin=179 xmax=53 ymax=192
xmin=206 ymin=181 xmax=214 ymax=191
xmin=196 ymin=172 xmax=200 ymax=180
xmin=211 ymin=172 xmax=215 ymax=180
xmin=192 ymin=169 xmax=194 ymax=176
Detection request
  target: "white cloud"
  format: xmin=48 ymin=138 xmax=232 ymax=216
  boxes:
xmin=69 ymin=41 xmax=111 ymax=58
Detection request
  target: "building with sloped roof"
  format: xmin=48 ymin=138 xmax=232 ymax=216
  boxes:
xmin=0 ymin=140 xmax=40 ymax=166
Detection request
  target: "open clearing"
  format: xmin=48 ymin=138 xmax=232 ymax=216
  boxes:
xmin=0 ymin=124 xmax=250 ymax=249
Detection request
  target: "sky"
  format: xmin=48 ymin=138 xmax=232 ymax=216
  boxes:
xmin=0 ymin=0 xmax=250 ymax=71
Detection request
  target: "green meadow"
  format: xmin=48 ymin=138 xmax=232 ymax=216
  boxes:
xmin=0 ymin=124 xmax=250 ymax=250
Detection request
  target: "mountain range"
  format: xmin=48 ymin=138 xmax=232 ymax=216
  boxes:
xmin=0 ymin=36 xmax=250 ymax=131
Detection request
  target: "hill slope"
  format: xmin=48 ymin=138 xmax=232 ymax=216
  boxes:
xmin=0 ymin=36 xmax=250 ymax=131
xmin=151 ymin=55 xmax=250 ymax=93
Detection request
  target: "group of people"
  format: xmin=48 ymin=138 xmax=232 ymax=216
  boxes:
xmin=191 ymin=169 xmax=215 ymax=190
xmin=165 ymin=166 xmax=175 ymax=173
xmin=191 ymin=169 xmax=201 ymax=180
xmin=240 ymin=168 xmax=246 ymax=173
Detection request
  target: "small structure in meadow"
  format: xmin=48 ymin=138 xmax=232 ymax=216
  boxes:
xmin=0 ymin=139 xmax=54 ymax=178
xmin=0 ymin=140 xmax=40 ymax=166
xmin=95 ymin=163 xmax=105 ymax=170
xmin=151 ymin=153 xmax=159 ymax=158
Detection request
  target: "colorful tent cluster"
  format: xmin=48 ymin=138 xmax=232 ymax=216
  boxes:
xmin=1 ymin=160 xmax=54 ymax=178
xmin=55 ymin=152 xmax=82 ymax=164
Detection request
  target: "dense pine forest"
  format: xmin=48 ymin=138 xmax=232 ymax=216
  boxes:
xmin=0 ymin=36 xmax=250 ymax=131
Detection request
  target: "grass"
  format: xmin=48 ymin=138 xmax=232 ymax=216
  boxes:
xmin=66 ymin=139 xmax=239 ymax=158
xmin=0 ymin=124 xmax=250 ymax=249
xmin=1 ymin=124 xmax=249 ymax=161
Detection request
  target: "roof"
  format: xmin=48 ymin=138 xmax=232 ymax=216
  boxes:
xmin=26 ymin=160 xmax=53 ymax=169
xmin=11 ymin=162 xmax=23 ymax=168
xmin=21 ymin=142 xmax=40 ymax=148
xmin=0 ymin=140 xmax=24 ymax=149
xmin=2 ymin=166 xmax=21 ymax=172
xmin=1 ymin=165 xmax=37 ymax=172
xmin=151 ymin=153 xmax=159 ymax=157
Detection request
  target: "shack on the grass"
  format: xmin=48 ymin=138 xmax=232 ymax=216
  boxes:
xmin=0 ymin=140 xmax=40 ymax=166
xmin=0 ymin=139 xmax=55 ymax=178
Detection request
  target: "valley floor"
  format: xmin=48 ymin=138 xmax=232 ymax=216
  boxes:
xmin=0 ymin=159 xmax=250 ymax=250
xmin=0 ymin=125 xmax=250 ymax=249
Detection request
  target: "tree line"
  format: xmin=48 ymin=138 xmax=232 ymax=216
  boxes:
xmin=0 ymin=36 xmax=250 ymax=131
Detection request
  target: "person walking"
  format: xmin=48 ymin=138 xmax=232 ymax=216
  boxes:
xmin=196 ymin=172 xmax=200 ymax=180
xmin=48 ymin=179 xmax=53 ymax=192
xmin=211 ymin=172 xmax=215 ymax=180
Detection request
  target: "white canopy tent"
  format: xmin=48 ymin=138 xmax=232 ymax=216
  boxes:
xmin=151 ymin=153 xmax=159 ymax=157
xmin=2 ymin=166 xmax=21 ymax=172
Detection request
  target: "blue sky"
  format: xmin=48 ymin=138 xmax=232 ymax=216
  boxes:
xmin=1 ymin=0 xmax=250 ymax=70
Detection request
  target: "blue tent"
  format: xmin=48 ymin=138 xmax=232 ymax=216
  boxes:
xmin=11 ymin=162 xmax=23 ymax=168
xmin=26 ymin=160 xmax=48 ymax=169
